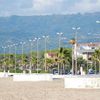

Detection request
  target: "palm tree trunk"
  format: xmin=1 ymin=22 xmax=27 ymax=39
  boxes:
xmin=63 ymin=63 xmax=65 ymax=74
xmin=99 ymin=62 xmax=100 ymax=74
xmin=58 ymin=63 xmax=60 ymax=74
xmin=95 ymin=61 xmax=97 ymax=74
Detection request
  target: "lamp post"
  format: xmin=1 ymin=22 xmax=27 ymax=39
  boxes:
xmin=57 ymin=32 xmax=63 ymax=51
xmin=35 ymin=38 xmax=41 ymax=74
xmin=72 ymin=27 xmax=80 ymax=75
xmin=72 ymin=44 xmax=74 ymax=75
xmin=13 ymin=44 xmax=17 ymax=73
xmin=96 ymin=20 xmax=100 ymax=74
xmin=8 ymin=45 xmax=12 ymax=73
xmin=60 ymin=37 xmax=68 ymax=47
xmin=29 ymin=39 xmax=32 ymax=74
xmin=86 ymin=33 xmax=92 ymax=74
xmin=20 ymin=42 xmax=26 ymax=73
xmin=43 ymin=35 xmax=49 ymax=72
xmin=57 ymin=32 xmax=63 ymax=74
xmin=29 ymin=39 xmax=36 ymax=74
xmin=60 ymin=37 xmax=67 ymax=74
xmin=8 ymin=45 xmax=10 ymax=65
xmin=2 ymin=46 xmax=6 ymax=72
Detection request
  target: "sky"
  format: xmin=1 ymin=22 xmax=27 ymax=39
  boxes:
xmin=0 ymin=0 xmax=100 ymax=16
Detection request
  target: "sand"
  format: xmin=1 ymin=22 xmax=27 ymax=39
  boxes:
xmin=0 ymin=77 xmax=100 ymax=100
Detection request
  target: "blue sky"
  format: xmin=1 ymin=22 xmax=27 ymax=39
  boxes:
xmin=0 ymin=0 xmax=100 ymax=16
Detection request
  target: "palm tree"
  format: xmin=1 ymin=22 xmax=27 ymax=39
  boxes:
xmin=92 ymin=48 xmax=100 ymax=73
xmin=77 ymin=57 xmax=87 ymax=73
xmin=3 ymin=54 xmax=15 ymax=73
xmin=46 ymin=58 xmax=55 ymax=72
xmin=69 ymin=38 xmax=76 ymax=74
xmin=56 ymin=47 xmax=72 ymax=74
xmin=69 ymin=38 xmax=76 ymax=45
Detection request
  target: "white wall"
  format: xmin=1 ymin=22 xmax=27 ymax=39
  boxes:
xmin=64 ymin=75 xmax=100 ymax=89
xmin=13 ymin=74 xmax=53 ymax=81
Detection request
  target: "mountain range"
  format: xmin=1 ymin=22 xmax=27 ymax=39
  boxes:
xmin=0 ymin=12 xmax=100 ymax=53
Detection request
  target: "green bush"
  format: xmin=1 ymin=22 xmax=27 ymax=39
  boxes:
xmin=32 ymin=70 xmax=49 ymax=73
xmin=0 ymin=69 xmax=3 ymax=72
xmin=16 ymin=68 xmax=23 ymax=73
xmin=40 ymin=70 xmax=49 ymax=73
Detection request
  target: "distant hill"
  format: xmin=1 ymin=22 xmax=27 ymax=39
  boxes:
xmin=0 ymin=12 xmax=100 ymax=53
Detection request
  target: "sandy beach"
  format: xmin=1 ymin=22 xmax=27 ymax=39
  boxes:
xmin=0 ymin=77 xmax=100 ymax=100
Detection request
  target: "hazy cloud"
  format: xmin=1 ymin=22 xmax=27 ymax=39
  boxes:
xmin=0 ymin=0 xmax=100 ymax=16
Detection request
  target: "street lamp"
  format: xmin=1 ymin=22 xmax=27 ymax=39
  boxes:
xmin=86 ymin=33 xmax=92 ymax=74
xmin=2 ymin=46 xmax=6 ymax=73
xmin=57 ymin=32 xmax=63 ymax=74
xmin=13 ymin=44 xmax=17 ymax=73
xmin=29 ymin=39 xmax=32 ymax=74
xmin=8 ymin=45 xmax=10 ymax=64
xmin=8 ymin=45 xmax=13 ymax=73
xmin=29 ymin=39 xmax=36 ymax=74
xmin=35 ymin=37 xmax=41 ymax=74
xmin=42 ymin=35 xmax=49 ymax=72
xmin=20 ymin=42 xmax=26 ymax=73
xmin=60 ymin=37 xmax=68 ymax=47
xmin=96 ymin=20 xmax=100 ymax=74
xmin=60 ymin=37 xmax=67 ymax=74
xmin=72 ymin=27 xmax=80 ymax=75
xmin=57 ymin=32 xmax=63 ymax=51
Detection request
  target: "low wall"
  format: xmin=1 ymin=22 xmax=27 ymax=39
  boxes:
xmin=64 ymin=75 xmax=100 ymax=89
xmin=0 ymin=72 xmax=8 ymax=78
xmin=13 ymin=74 xmax=53 ymax=81
xmin=52 ymin=75 xmax=66 ymax=79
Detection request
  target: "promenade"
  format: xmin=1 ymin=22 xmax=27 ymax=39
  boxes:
xmin=0 ymin=77 xmax=100 ymax=100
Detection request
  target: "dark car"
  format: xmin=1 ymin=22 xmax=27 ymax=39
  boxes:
xmin=88 ymin=69 xmax=95 ymax=74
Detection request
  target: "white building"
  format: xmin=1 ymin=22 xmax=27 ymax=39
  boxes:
xmin=77 ymin=42 xmax=100 ymax=61
xmin=44 ymin=53 xmax=57 ymax=59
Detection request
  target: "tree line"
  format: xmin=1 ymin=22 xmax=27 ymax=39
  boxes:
xmin=0 ymin=47 xmax=100 ymax=74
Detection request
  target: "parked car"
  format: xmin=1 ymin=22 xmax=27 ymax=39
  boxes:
xmin=88 ymin=69 xmax=95 ymax=74
xmin=53 ymin=70 xmax=59 ymax=75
